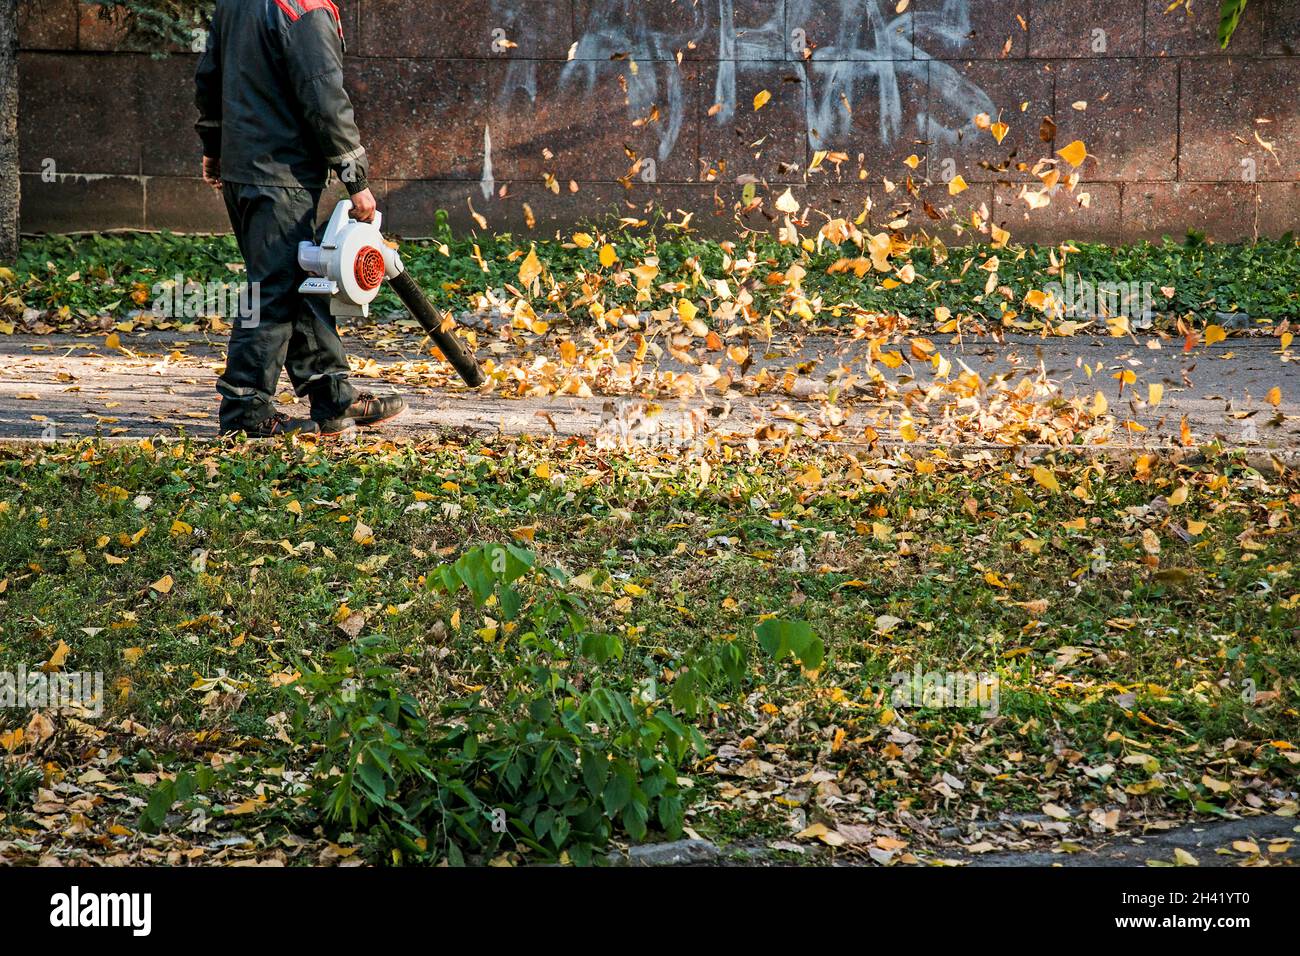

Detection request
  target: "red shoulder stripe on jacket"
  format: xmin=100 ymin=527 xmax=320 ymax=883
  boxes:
xmin=279 ymin=0 xmax=344 ymax=39
xmin=298 ymin=0 xmax=342 ymax=20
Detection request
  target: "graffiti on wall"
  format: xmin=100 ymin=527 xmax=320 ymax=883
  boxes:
xmin=481 ymin=0 xmax=995 ymax=195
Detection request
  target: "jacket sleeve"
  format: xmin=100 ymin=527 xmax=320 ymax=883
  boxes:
xmin=283 ymin=9 xmax=370 ymax=195
xmin=194 ymin=13 xmax=223 ymax=159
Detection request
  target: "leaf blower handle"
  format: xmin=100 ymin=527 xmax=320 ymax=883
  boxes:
xmin=382 ymin=247 xmax=486 ymax=388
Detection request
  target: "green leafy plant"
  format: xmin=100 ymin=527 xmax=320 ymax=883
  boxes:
xmin=290 ymin=543 xmax=708 ymax=865
xmin=11 ymin=231 xmax=1299 ymax=333
xmin=138 ymin=765 xmax=218 ymax=833
xmin=756 ymin=618 xmax=825 ymax=671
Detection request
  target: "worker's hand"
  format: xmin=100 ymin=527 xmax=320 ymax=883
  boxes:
xmin=350 ymin=188 xmax=377 ymax=223
xmin=201 ymin=156 xmax=222 ymax=191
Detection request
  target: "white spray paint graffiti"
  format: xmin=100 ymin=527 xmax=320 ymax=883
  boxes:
xmin=481 ymin=124 xmax=496 ymax=200
xmin=482 ymin=0 xmax=994 ymax=182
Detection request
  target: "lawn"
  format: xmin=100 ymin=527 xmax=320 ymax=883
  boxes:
xmin=1 ymin=436 xmax=1296 ymax=865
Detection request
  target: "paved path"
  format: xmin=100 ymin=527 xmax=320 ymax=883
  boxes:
xmin=1 ymin=329 xmax=1296 ymax=448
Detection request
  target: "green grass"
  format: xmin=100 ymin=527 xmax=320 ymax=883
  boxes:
xmin=0 ymin=438 xmax=1296 ymax=863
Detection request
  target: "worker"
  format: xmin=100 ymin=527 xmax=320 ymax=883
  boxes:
xmin=195 ymin=0 xmax=406 ymax=436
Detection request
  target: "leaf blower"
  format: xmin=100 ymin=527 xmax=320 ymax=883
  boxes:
xmin=297 ymin=199 xmax=485 ymax=387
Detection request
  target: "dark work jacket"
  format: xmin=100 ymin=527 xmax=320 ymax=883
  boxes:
xmin=195 ymin=0 xmax=369 ymax=194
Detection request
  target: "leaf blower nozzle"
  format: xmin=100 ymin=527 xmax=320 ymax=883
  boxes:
xmin=298 ymin=200 xmax=485 ymax=388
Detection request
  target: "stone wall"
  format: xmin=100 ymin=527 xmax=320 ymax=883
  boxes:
xmin=15 ymin=0 xmax=1300 ymax=241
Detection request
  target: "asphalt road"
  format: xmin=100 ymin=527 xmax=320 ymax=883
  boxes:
xmin=0 ymin=329 xmax=1296 ymax=448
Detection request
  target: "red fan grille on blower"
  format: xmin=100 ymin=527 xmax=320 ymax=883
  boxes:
xmin=354 ymin=246 xmax=386 ymax=291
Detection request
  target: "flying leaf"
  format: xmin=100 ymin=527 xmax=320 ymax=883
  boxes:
xmin=1057 ymin=140 xmax=1088 ymax=167
xmin=519 ymin=247 xmax=543 ymax=286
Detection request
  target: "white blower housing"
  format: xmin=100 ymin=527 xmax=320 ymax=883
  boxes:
xmin=297 ymin=199 xmax=399 ymax=318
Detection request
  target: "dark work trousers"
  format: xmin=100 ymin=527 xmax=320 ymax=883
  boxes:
xmin=217 ymin=182 xmax=356 ymax=432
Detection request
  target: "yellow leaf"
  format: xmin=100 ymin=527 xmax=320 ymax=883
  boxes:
xmin=149 ymin=574 xmax=174 ymax=594
xmin=105 ymin=332 xmax=123 ymax=351
xmin=518 ymin=246 xmax=543 ymax=286
xmin=1057 ymin=139 xmax=1088 ymax=167
xmin=571 ymin=232 xmax=594 ymax=248
xmin=904 ymin=154 xmax=921 ymax=169
xmin=48 ymin=640 xmax=71 ymax=669
xmin=1201 ymin=774 xmax=1232 ymax=793
xmin=1148 ymin=382 xmax=1163 ymax=406
xmin=678 ymin=299 xmax=699 ymax=323
xmin=535 ymin=462 xmax=552 ymax=480
xmin=1204 ymin=324 xmax=1227 ymax=346
xmin=351 ymin=520 xmax=374 ymax=546
xmin=1033 ymin=465 xmax=1060 ymax=494
xmin=947 ymin=175 xmax=968 ymax=196
xmin=753 ymin=89 xmax=772 ymax=111
xmin=599 ymin=244 xmax=618 ymax=268
xmin=286 ymin=499 xmax=303 ymax=516
xmin=794 ymin=465 xmax=823 ymax=488
xmin=1173 ymin=848 xmax=1199 ymax=867
xmin=122 ymin=647 xmax=145 ymax=664
xmin=984 ymin=570 xmax=1010 ymax=589
xmin=1266 ymin=386 xmax=1282 ymax=407
xmin=796 ymin=822 xmax=830 ymax=840
xmin=1166 ymin=484 xmax=1188 ymax=506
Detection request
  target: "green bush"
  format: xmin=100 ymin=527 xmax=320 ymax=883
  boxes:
xmin=290 ymin=544 xmax=708 ymax=865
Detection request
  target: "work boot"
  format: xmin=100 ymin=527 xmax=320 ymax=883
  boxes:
xmin=314 ymin=391 xmax=408 ymax=434
xmin=221 ymin=412 xmax=321 ymax=438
